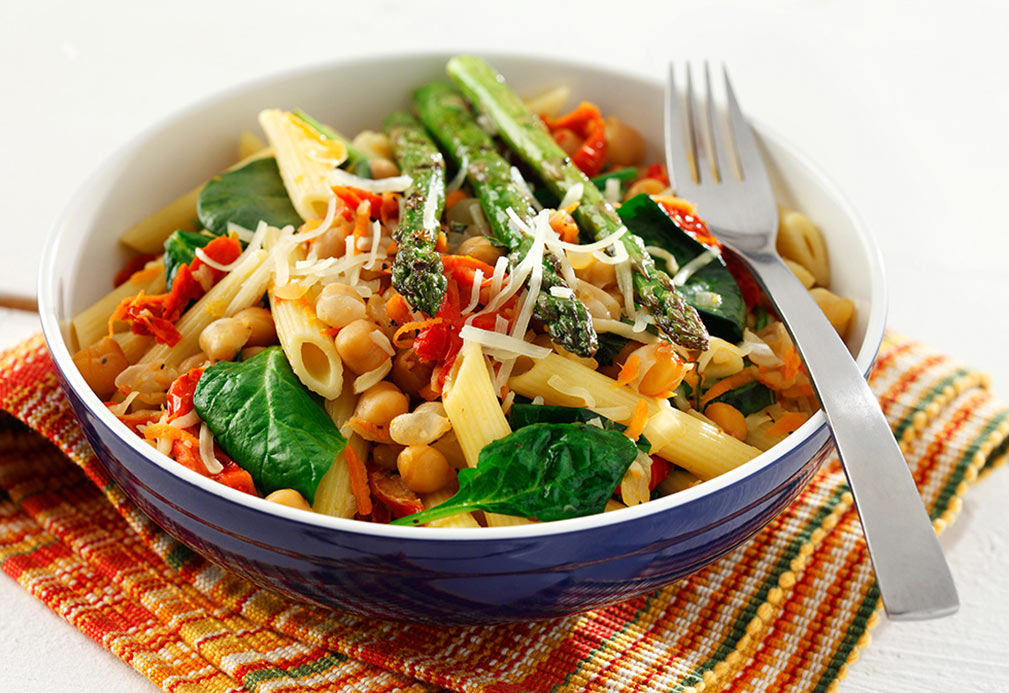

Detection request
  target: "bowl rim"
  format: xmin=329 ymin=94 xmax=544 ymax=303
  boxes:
xmin=38 ymin=50 xmax=887 ymax=541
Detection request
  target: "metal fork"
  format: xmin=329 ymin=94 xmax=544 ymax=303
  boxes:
xmin=666 ymin=63 xmax=958 ymax=620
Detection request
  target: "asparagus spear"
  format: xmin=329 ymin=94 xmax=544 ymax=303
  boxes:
xmin=383 ymin=111 xmax=447 ymax=316
xmin=446 ymin=56 xmax=710 ymax=351
xmin=414 ymin=82 xmax=598 ymax=357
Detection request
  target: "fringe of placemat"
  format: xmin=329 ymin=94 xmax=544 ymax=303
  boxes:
xmin=0 ymin=332 xmax=1005 ymax=693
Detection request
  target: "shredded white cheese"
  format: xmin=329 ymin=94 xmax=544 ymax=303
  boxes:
xmin=644 ymin=245 xmax=679 ymax=275
xmin=195 ymin=246 xmax=243 ymax=272
xmin=604 ymin=177 xmax=621 ymax=205
xmin=445 ymin=155 xmax=468 ymax=194
xmin=592 ymin=318 xmax=661 ymax=343
xmin=463 ymin=269 xmax=484 ymax=314
xmin=107 ymin=390 xmax=140 ymax=417
xmin=369 ymin=329 xmax=395 ymax=356
xmin=694 ymin=291 xmax=723 ymax=310
xmin=549 ymin=286 xmax=574 ymax=299
xmin=329 ymin=167 xmax=412 ymax=192
xmin=198 ymin=423 xmax=224 ymax=475
xmin=226 ymin=222 xmax=256 ymax=243
xmin=364 ymin=220 xmax=383 ymax=270
xmin=559 ymin=182 xmax=584 ymax=210
xmin=169 ymin=409 xmax=201 ymax=429
xmin=296 ymin=195 xmax=338 ymax=243
xmin=460 ymin=325 xmax=551 ymax=359
xmin=353 ymin=359 xmax=393 ymax=394
xmin=673 ymin=247 xmax=720 ymax=286
xmin=510 ymin=167 xmax=543 ymax=211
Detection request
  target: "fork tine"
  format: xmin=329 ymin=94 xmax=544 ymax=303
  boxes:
xmin=684 ymin=63 xmax=702 ymax=183
xmin=664 ymin=63 xmax=696 ymax=191
xmin=703 ymin=61 xmax=734 ymax=183
xmin=722 ymin=65 xmax=771 ymax=187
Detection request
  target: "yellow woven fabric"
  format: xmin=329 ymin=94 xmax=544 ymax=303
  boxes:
xmin=0 ymin=332 xmax=1005 ymax=692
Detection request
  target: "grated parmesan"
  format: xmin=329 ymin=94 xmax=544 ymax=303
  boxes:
xmin=329 ymin=167 xmax=413 ymax=193
xmin=604 ymin=177 xmax=621 ymax=205
xmin=459 ymin=325 xmax=551 ymax=359
xmin=463 ymin=269 xmax=484 ymax=314
xmin=198 ymin=423 xmax=224 ymax=475
xmin=559 ymin=182 xmax=584 ymax=210
xmin=644 ymin=245 xmax=679 ymax=275
xmin=445 ymin=154 xmax=468 ymax=194
xmin=673 ymin=247 xmax=720 ymax=286
xmin=547 ymin=374 xmax=596 ymax=407
xmin=549 ymin=286 xmax=574 ymax=299
xmin=510 ymin=166 xmax=543 ymax=211
xmin=353 ymin=359 xmax=393 ymax=394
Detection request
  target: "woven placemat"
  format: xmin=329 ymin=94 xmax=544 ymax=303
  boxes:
xmin=1 ymin=332 xmax=1005 ymax=692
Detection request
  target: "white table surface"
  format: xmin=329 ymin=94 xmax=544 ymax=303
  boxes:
xmin=2 ymin=0 xmax=1008 ymax=690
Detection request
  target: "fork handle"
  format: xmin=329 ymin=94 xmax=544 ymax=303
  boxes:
xmin=744 ymin=253 xmax=959 ymax=620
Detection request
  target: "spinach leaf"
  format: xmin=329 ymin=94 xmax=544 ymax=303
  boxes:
xmin=707 ymin=380 xmax=776 ymax=416
xmin=163 ymin=230 xmax=213 ymax=290
xmin=197 ymin=157 xmax=303 ymax=236
xmin=594 ymin=331 xmax=630 ymax=368
xmin=193 ymin=346 xmax=345 ymax=503
xmin=507 ymin=403 xmax=650 ymax=453
xmin=391 ymin=423 xmax=638 ymax=525
xmin=618 ymin=194 xmax=746 ymax=342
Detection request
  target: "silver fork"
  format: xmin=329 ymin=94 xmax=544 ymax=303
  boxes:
xmin=666 ymin=63 xmax=958 ymax=620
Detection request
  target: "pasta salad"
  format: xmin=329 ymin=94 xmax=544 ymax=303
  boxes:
xmin=71 ymin=56 xmax=855 ymax=528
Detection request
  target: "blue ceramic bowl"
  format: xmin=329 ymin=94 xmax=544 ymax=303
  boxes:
xmin=38 ymin=53 xmax=886 ymax=624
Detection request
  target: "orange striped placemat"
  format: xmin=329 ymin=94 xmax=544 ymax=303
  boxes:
xmin=0 ymin=332 xmax=1005 ymax=692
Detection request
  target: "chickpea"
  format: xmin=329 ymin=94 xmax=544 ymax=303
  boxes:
xmin=391 ymin=349 xmax=435 ymax=398
xmin=603 ymin=117 xmax=646 ymax=166
xmin=311 ymin=217 xmax=352 ymax=259
xmin=72 ymin=336 xmax=128 ymax=398
xmin=553 ymin=128 xmax=584 ymax=156
xmin=397 ymin=444 xmax=455 ymax=494
xmin=390 ymin=402 xmax=451 ymax=446
xmin=199 ymin=317 xmax=252 ymax=362
xmin=576 ymin=282 xmax=622 ymax=320
xmin=457 ymin=235 xmax=504 ymax=266
xmin=178 ymin=352 xmax=210 ymax=373
xmin=372 ymin=443 xmax=404 ymax=472
xmin=625 ymin=177 xmax=666 ymax=200
xmin=631 ymin=342 xmax=688 ymax=397
xmin=704 ymin=402 xmax=748 ymax=441
xmin=265 ymin=488 xmax=312 ymax=511
xmin=574 ymin=256 xmax=617 ymax=289
xmin=316 ymin=283 xmax=367 ymax=330
xmin=353 ymin=381 xmax=409 ymax=431
xmin=351 ymin=130 xmax=394 ymax=159
xmin=336 ymin=319 xmax=391 ymax=374
xmin=234 ymin=306 xmax=276 ymax=346
xmin=368 ymin=157 xmax=400 ymax=179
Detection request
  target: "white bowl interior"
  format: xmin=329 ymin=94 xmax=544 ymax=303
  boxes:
xmin=39 ymin=53 xmax=885 ymax=537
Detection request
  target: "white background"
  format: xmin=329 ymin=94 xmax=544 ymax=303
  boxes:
xmin=1 ymin=0 xmax=1007 ymax=690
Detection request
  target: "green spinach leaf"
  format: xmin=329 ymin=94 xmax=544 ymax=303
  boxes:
xmin=391 ymin=423 xmax=638 ymax=525
xmin=197 ymin=157 xmax=303 ymax=236
xmin=707 ymin=380 xmax=776 ymax=416
xmin=193 ymin=346 xmax=345 ymax=503
xmin=507 ymin=403 xmax=650 ymax=453
xmin=163 ymin=230 xmax=213 ymax=290
xmin=618 ymin=194 xmax=746 ymax=342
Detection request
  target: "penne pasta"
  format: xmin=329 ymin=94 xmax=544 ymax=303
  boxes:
xmin=270 ymin=292 xmax=344 ymax=399
xmin=443 ymin=340 xmax=533 ymax=527
xmin=315 ymin=382 xmax=369 ymax=519
xmin=259 ymin=109 xmax=348 ymax=220
xmin=509 ymin=353 xmax=761 ymax=480
xmin=71 ymin=261 xmax=166 ymax=351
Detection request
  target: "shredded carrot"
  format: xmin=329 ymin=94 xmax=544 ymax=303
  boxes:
xmin=392 ymin=317 xmax=443 ymax=349
xmin=614 ymin=354 xmax=641 ymax=388
xmin=683 ymin=368 xmax=700 ymax=391
xmin=386 ymin=240 xmax=398 ymax=254
xmin=322 ymin=326 xmax=340 ymax=337
xmin=699 ymin=368 xmax=757 ymax=409
xmin=624 ymin=400 xmax=649 ymax=441
xmin=780 ymin=382 xmax=814 ymax=399
xmin=142 ymin=423 xmax=200 ymax=447
xmin=549 ymin=209 xmax=580 ymax=244
xmin=435 ymin=232 xmax=448 ymax=253
xmin=445 ymin=189 xmax=468 ymax=210
xmin=350 ymin=200 xmax=371 ymax=255
xmin=767 ymin=411 xmax=809 ymax=436
xmin=782 ymin=346 xmax=802 ymax=382
xmin=346 ymin=419 xmax=394 ymax=445
xmin=343 ymin=444 xmax=373 ymax=516
xmin=385 ymin=291 xmax=414 ymax=325
xmin=562 ymin=201 xmax=580 ymax=214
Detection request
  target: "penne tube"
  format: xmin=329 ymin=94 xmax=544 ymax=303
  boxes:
xmin=269 ymin=292 xmax=344 ymax=400
xmin=443 ymin=340 xmax=533 ymax=527
xmin=419 ymin=487 xmax=481 ymax=528
xmin=71 ymin=261 xmax=165 ymax=351
xmin=315 ymin=382 xmax=369 ymax=519
xmin=508 ymin=353 xmax=761 ymax=480
xmin=259 ymin=109 xmax=348 ymax=220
